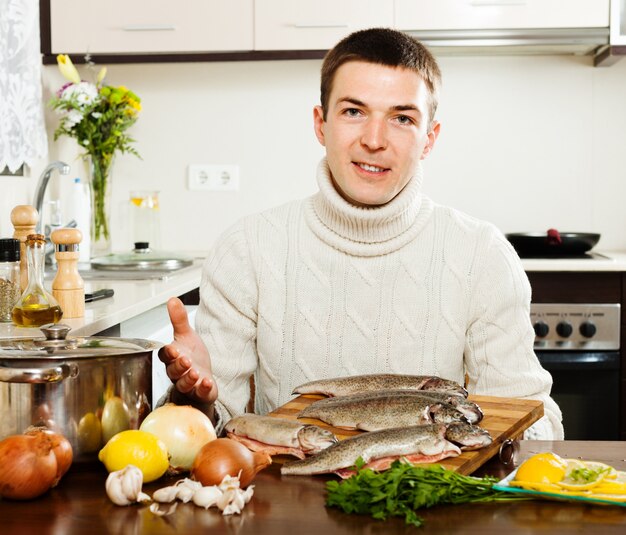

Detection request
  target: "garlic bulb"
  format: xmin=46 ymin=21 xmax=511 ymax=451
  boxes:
xmin=105 ymin=465 xmax=152 ymax=506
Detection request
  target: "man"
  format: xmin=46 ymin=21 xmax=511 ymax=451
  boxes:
xmin=160 ymin=28 xmax=563 ymax=439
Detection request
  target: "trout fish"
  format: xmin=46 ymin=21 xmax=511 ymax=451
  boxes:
xmin=298 ymin=395 xmax=468 ymax=431
xmin=224 ymin=414 xmax=338 ymax=460
xmin=280 ymin=423 xmax=461 ymax=478
xmin=444 ymin=421 xmax=493 ymax=451
xmin=293 ymin=374 xmax=467 ymax=398
xmin=304 ymin=389 xmax=483 ymax=424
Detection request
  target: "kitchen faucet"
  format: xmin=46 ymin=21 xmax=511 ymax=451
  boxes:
xmin=33 ymin=161 xmax=71 ymax=234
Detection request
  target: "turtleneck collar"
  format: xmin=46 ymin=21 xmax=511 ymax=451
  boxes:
xmin=304 ymin=158 xmax=434 ymax=257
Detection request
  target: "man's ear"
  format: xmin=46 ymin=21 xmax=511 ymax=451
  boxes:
xmin=421 ymin=121 xmax=441 ymax=159
xmin=313 ymin=105 xmax=326 ymax=147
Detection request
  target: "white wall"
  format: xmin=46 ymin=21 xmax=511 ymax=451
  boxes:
xmin=3 ymin=52 xmax=626 ymax=252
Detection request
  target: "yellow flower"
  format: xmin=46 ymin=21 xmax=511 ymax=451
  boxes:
xmin=56 ymin=54 xmax=81 ymax=84
xmin=96 ymin=67 xmax=107 ymax=84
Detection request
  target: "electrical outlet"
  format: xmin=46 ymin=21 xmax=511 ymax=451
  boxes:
xmin=188 ymin=164 xmax=240 ymax=191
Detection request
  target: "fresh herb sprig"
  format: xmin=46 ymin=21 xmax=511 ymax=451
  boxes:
xmin=326 ymin=459 xmax=530 ymax=528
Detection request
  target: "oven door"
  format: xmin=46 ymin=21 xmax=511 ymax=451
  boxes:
xmin=536 ymin=351 xmax=620 ymax=440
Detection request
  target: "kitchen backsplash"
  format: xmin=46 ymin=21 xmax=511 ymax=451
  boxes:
xmin=2 ymin=54 xmax=626 ymax=252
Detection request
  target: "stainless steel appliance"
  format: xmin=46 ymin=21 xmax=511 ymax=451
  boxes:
xmin=531 ymin=303 xmax=620 ymax=440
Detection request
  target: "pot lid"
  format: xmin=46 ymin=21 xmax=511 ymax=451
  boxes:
xmin=0 ymin=323 xmax=160 ymax=359
xmin=91 ymin=243 xmax=194 ymax=271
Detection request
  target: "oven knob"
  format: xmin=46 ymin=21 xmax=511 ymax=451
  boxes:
xmin=533 ymin=321 xmax=549 ymax=338
xmin=556 ymin=321 xmax=573 ymax=338
xmin=579 ymin=321 xmax=597 ymax=338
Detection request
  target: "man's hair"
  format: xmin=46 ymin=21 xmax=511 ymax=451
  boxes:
xmin=320 ymin=28 xmax=442 ymax=127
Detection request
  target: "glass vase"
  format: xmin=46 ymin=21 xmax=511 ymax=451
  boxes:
xmin=86 ymin=154 xmax=114 ymax=258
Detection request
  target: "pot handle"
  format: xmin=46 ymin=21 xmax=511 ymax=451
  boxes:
xmin=0 ymin=363 xmax=77 ymax=383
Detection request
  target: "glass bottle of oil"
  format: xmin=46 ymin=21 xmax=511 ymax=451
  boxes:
xmin=12 ymin=233 xmax=63 ymax=327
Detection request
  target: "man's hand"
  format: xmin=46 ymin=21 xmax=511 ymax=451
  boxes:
xmin=158 ymin=297 xmax=218 ymax=405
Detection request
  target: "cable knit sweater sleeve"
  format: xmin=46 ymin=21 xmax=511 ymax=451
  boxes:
xmin=464 ymin=224 xmax=564 ymax=440
xmin=195 ymin=220 xmax=259 ymax=432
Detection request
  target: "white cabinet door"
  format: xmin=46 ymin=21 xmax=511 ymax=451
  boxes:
xmin=394 ymin=0 xmax=609 ymax=31
xmin=255 ymin=0 xmax=394 ymax=50
xmin=50 ymin=0 xmax=253 ymax=54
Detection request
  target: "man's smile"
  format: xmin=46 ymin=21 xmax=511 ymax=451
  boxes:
xmin=353 ymin=161 xmax=391 ymax=174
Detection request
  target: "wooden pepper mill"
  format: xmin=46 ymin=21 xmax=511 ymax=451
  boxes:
xmin=10 ymin=205 xmax=39 ymax=292
xmin=50 ymin=228 xmax=85 ymax=318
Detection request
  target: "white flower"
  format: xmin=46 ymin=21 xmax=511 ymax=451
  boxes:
xmin=61 ymin=82 xmax=99 ymax=109
xmin=91 ymin=112 xmax=102 ymax=119
xmin=65 ymin=109 xmax=84 ymax=128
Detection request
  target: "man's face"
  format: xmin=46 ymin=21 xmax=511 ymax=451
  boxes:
xmin=314 ymin=61 xmax=440 ymax=207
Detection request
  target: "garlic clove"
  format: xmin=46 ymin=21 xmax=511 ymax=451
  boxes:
xmin=149 ymin=502 xmax=178 ymax=516
xmin=152 ymin=485 xmax=179 ymax=503
xmin=192 ymin=486 xmax=222 ymax=509
xmin=175 ymin=485 xmax=195 ymax=503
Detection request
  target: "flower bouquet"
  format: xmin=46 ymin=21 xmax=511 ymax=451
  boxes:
xmin=49 ymin=55 xmax=141 ymax=256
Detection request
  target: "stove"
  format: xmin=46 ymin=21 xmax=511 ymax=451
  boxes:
xmin=530 ymin=303 xmax=621 ymax=440
xmin=531 ymin=303 xmax=620 ymax=351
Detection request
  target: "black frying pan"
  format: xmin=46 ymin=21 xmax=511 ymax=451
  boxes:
xmin=506 ymin=229 xmax=601 ymax=257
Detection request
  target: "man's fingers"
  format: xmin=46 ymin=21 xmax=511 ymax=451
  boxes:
xmin=166 ymin=297 xmax=193 ymax=337
xmin=194 ymin=377 xmax=217 ymax=403
xmin=165 ymin=356 xmax=192 ymax=381
xmin=175 ymin=368 xmax=199 ymax=394
xmin=158 ymin=344 xmax=180 ymax=365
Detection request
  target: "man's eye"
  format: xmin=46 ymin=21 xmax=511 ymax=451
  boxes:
xmin=344 ymin=108 xmax=361 ymax=117
xmin=396 ymin=115 xmax=414 ymax=125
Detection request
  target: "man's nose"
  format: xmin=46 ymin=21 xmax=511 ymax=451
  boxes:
xmin=360 ymin=118 xmax=387 ymax=151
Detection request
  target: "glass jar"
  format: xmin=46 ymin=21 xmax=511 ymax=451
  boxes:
xmin=11 ymin=234 xmax=63 ymax=327
xmin=0 ymin=238 xmax=21 ymax=322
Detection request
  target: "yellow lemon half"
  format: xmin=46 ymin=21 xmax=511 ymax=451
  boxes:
xmin=515 ymin=452 xmax=568 ymax=484
xmin=556 ymin=460 xmax=615 ymax=491
xmin=98 ymin=429 xmax=169 ymax=483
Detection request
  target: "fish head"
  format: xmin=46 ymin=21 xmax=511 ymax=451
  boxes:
xmin=421 ymin=377 xmax=468 ymax=397
xmin=297 ymin=425 xmax=339 ymax=454
xmin=445 ymin=398 xmax=484 ymax=425
xmin=445 ymin=422 xmax=493 ymax=450
xmin=429 ymin=403 xmax=469 ymax=425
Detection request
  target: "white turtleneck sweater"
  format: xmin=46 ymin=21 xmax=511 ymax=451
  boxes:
xmin=196 ymin=159 xmax=563 ymax=440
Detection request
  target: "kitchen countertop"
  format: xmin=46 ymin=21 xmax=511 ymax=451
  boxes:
xmin=0 ymin=440 xmax=624 ymax=534
xmin=520 ymin=251 xmax=626 ymax=272
xmin=0 ymin=261 xmax=202 ymax=339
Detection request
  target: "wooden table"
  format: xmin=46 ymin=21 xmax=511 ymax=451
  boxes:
xmin=1 ymin=441 xmax=625 ymax=534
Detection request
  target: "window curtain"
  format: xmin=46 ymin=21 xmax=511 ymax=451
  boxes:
xmin=0 ymin=0 xmax=48 ymax=173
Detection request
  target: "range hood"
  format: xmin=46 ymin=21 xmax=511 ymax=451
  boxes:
xmin=404 ymin=27 xmax=610 ymax=59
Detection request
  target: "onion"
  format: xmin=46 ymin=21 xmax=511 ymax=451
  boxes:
xmin=191 ymin=438 xmax=272 ymax=488
xmin=140 ymin=404 xmax=217 ymax=473
xmin=24 ymin=427 xmax=73 ymax=485
xmin=0 ymin=433 xmax=58 ymax=500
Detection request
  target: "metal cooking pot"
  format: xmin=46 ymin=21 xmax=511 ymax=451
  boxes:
xmin=506 ymin=230 xmax=601 ymax=257
xmin=0 ymin=324 xmax=160 ymax=463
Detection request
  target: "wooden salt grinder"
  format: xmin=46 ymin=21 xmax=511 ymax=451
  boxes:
xmin=51 ymin=228 xmax=85 ymax=318
xmin=11 ymin=205 xmax=39 ymax=292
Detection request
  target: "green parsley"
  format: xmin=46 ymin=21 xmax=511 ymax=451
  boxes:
xmin=325 ymin=459 xmax=530 ymax=528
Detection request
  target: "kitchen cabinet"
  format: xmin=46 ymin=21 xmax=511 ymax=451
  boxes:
xmin=48 ymin=0 xmax=253 ymax=55
xmin=254 ymin=0 xmax=393 ymax=50
xmin=394 ymin=0 xmax=609 ymax=31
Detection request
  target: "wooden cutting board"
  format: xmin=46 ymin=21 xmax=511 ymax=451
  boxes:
xmin=268 ymin=394 xmax=544 ymax=475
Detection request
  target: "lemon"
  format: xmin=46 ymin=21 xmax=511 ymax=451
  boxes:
xmin=98 ymin=429 xmax=169 ymax=482
xmin=556 ymin=460 xmax=614 ymax=491
xmin=515 ymin=452 xmax=568 ymax=484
